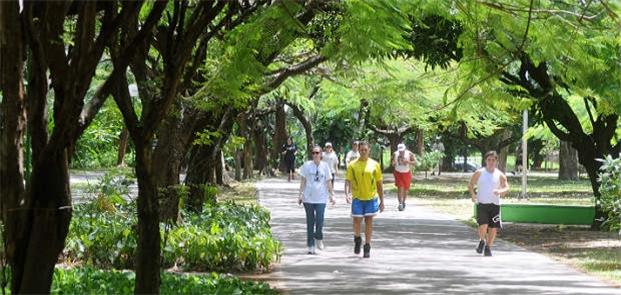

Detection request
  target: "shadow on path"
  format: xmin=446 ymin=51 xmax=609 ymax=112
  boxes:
xmin=257 ymin=177 xmax=620 ymax=295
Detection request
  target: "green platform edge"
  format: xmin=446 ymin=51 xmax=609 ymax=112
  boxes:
xmin=473 ymin=204 xmax=595 ymax=225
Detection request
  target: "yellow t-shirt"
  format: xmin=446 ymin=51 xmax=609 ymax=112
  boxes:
xmin=346 ymin=158 xmax=383 ymax=201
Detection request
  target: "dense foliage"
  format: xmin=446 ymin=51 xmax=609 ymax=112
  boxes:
xmin=0 ymin=267 xmax=276 ymax=294
xmin=64 ymin=201 xmax=282 ymax=272
xmin=598 ymin=155 xmax=621 ymax=231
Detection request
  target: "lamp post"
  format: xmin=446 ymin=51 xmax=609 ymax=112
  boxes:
xmin=520 ymin=109 xmax=528 ymax=200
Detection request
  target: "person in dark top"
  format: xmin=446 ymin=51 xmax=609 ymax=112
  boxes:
xmin=282 ymin=137 xmax=298 ymax=182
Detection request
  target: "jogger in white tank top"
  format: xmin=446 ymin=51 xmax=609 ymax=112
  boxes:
xmin=467 ymin=151 xmax=509 ymax=256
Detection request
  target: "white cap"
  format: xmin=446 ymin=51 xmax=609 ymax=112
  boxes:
xmin=325 ymin=142 xmax=332 ymax=147
xmin=397 ymin=143 xmax=406 ymax=151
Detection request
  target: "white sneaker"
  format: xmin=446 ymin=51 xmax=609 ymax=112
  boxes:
xmin=316 ymin=239 xmax=324 ymax=250
xmin=307 ymin=246 xmax=316 ymax=254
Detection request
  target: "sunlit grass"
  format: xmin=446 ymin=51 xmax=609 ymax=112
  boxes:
xmin=218 ymin=181 xmax=259 ymax=205
xmin=576 ymin=248 xmax=621 ymax=283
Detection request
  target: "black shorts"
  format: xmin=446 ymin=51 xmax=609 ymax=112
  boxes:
xmin=476 ymin=203 xmax=502 ymax=228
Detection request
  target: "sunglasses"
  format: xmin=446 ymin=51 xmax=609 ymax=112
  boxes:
xmin=312 ymin=151 xmax=321 ymax=155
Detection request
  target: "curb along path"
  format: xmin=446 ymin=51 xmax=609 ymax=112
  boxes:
xmin=256 ymin=177 xmax=619 ymax=295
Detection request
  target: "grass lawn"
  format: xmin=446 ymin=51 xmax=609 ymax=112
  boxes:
xmin=218 ymin=180 xmax=260 ymax=204
xmin=396 ymin=175 xmax=621 ymax=286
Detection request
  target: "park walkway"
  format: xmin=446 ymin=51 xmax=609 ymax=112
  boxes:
xmin=256 ymin=176 xmax=620 ymax=295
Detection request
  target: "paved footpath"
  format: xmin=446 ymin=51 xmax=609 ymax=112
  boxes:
xmin=256 ymin=177 xmax=620 ymax=295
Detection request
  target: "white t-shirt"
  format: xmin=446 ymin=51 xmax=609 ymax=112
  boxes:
xmin=393 ymin=150 xmax=414 ymax=173
xmin=299 ymin=161 xmax=333 ymax=204
xmin=345 ymin=150 xmax=360 ymax=167
xmin=322 ymin=151 xmax=339 ymax=174
xmin=476 ymin=168 xmax=502 ymax=205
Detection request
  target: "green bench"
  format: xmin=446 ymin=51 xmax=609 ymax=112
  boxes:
xmin=474 ymin=203 xmax=595 ymax=225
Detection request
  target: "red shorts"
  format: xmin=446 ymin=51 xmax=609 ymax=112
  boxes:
xmin=393 ymin=171 xmax=412 ymax=190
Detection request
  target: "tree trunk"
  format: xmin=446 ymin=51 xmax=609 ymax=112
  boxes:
xmin=243 ymin=142 xmax=253 ymax=179
xmin=133 ymin=141 xmax=161 ymax=293
xmin=384 ymin=133 xmax=402 ymax=173
xmin=239 ymin=114 xmax=253 ymax=179
xmin=152 ymin=110 xmax=186 ymax=222
xmin=498 ymin=145 xmax=508 ymax=172
xmin=235 ymin=149 xmax=243 ymax=181
xmin=558 ymin=140 xmax=578 ymax=180
xmin=11 ymin=151 xmax=72 ymax=293
xmin=217 ymin=150 xmax=229 ymax=185
xmin=2 ymin=3 xmax=71 ymax=293
xmin=1 ymin=0 xmax=27 ymax=224
xmin=529 ymin=139 xmax=545 ymax=169
xmin=253 ymin=120 xmax=268 ymax=175
xmin=288 ymin=102 xmax=314 ymax=159
xmin=416 ymin=128 xmax=425 ymax=155
xmin=272 ymin=100 xmax=288 ymax=172
xmin=578 ymin=146 xmax=605 ymax=229
xmin=116 ymin=127 xmax=129 ymax=166
xmin=185 ymin=145 xmax=210 ymax=212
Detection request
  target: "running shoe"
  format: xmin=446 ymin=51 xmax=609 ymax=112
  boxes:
xmin=476 ymin=240 xmax=485 ymax=254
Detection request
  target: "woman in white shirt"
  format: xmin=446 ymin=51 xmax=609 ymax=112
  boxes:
xmin=298 ymin=145 xmax=336 ymax=254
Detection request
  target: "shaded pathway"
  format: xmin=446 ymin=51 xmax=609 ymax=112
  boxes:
xmin=257 ymin=176 xmax=619 ymax=294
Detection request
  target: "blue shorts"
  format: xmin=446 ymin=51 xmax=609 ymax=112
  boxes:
xmin=351 ymin=198 xmax=379 ymax=217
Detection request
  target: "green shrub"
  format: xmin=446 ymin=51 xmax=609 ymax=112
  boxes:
xmin=83 ymin=168 xmax=134 ymax=213
xmin=65 ymin=201 xmax=282 ymax=272
xmin=64 ymin=205 xmax=137 ymax=268
xmin=597 ymin=155 xmax=621 ymax=231
xmin=0 ymin=267 xmax=277 ymax=294
xmin=163 ymin=202 xmax=282 ymax=271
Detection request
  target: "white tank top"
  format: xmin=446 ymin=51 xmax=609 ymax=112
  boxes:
xmin=477 ymin=168 xmax=501 ymax=205
xmin=394 ymin=151 xmax=411 ymax=173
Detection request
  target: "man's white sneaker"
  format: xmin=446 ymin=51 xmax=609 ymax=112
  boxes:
xmin=307 ymin=246 xmax=316 ymax=254
xmin=316 ymin=239 xmax=324 ymax=250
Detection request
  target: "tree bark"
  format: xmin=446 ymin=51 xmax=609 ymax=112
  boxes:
xmin=116 ymin=127 xmax=129 ymax=166
xmin=498 ymin=145 xmax=508 ymax=173
xmin=273 ymin=100 xmax=288 ymax=172
xmin=152 ymin=105 xmax=185 ymax=222
xmin=558 ymin=140 xmax=578 ymax=180
xmin=235 ymin=149 xmax=243 ymax=181
xmin=288 ymin=102 xmax=314 ymax=159
xmin=0 ymin=0 xmax=27 ymax=225
xmin=2 ymin=2 xmax=144 ymax=292
xmin=253 ymin=119 xmax=269 ymax=175
xmin=185 ymin=145 xmax=211 ymax=212
xmin=12 ymin=151 xmax=72 ymax=293
xmin=133 ymin=141 xmax=161 ymax=292
xmin=416 ymin=128 xmax=425 ymax=155
xmin=238 ymin=114 xmax=253 ymax=179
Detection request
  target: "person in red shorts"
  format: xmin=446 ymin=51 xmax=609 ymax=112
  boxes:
xmin=391 ymin=143 xmax=417 ymax=211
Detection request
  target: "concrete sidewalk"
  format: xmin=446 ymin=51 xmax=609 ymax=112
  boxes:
xmin=256 ymin=177 xmax=620 ymax=295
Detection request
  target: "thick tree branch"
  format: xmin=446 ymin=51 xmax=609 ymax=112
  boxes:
xmin=265 ymin=55 xmax=327 ymax=89
xmin=583 ymin=96 xmax=597 ymax=130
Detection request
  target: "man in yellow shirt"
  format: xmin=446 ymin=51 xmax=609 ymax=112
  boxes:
xmin=344 ymin=141 xmax=384 ymax=258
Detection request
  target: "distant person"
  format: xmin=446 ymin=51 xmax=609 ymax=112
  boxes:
xmin=513 ymin=145 xmax=523 ymax=175
xmin=345 ymin=141 xmax=384 ymax=258
xmin=322 ymin=142 xmax=339 ymax=185
xmin=345 ymin=141 xmax=360 ymax=168
xmin=468 ymin=151 xmax=509 ymax=257
xmin=282 ymin=137 xmax=298 ymax=182
xmin=391 ymin=143 xmax=416 ymax=211
xmin=431 ymin=139 xmax=445 ymax=176
xmin=298 ymin=145 xmax=336 ymax=254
